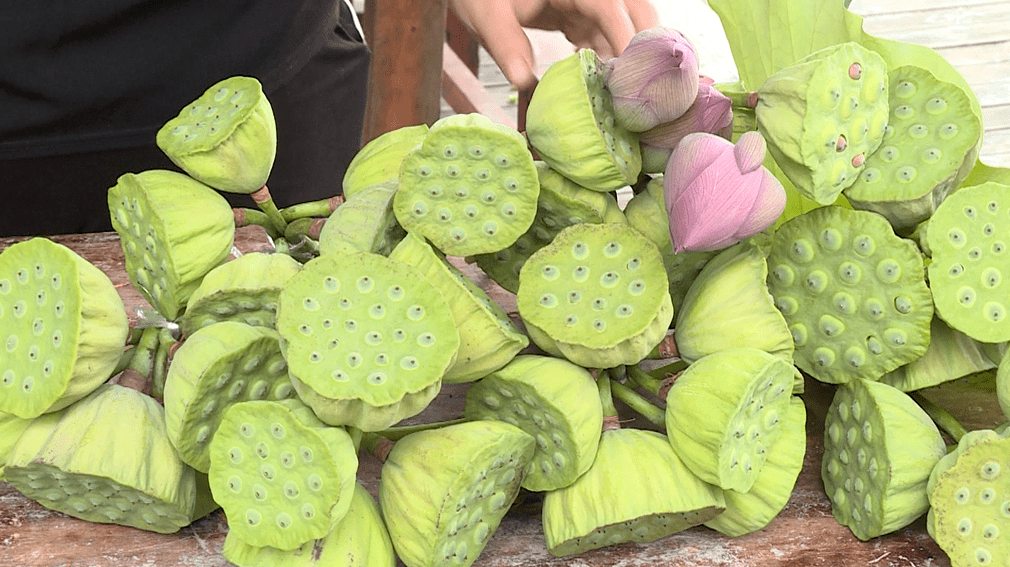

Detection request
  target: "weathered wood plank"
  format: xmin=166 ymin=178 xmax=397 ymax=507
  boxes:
xmin=857 ymin=1 xmax=1010 ymax=39
xmin=852 ymin=0 xmax=1006 ymax=17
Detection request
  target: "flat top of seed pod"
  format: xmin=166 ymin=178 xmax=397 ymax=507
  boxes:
xmin=276 ymin=252 xmax=459 ymax=407
xmin=157 ymin=76 xmax=265 ymax=157
xmin=766 ymin=206 xmax=932 ymax=383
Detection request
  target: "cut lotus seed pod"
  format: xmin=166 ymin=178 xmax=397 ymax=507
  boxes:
xmin=881 ymin=316 xmax=1002 ymax=392
xmin=766 ymin=205 xmax=933 ymax=383
xmin=393 ymin=113 xmax=539 ymax=256
xmin=0 ymin=411 xmax=32 ymax=481
xmin=163 ymin=321 xmax=298 ymax=472
xmin=822 ymin=378 xmax=945 ymax=540
xmin=704 ymin=396 xmax=806 ymax=537
xmin=0 ymin=237 xmax=130 ymax=418
xmin=756 ymin=42 xmax=889 ymax=205
xmin=108 ymin=169 xmax=236 ymax=320
xmin=379 ymin=420 xmax=535 ymax=567
xmin=473 ymin=161 xmax=626 ymax=294
xmin=221 ymin=482 xmax=396 ymax=567
xmin=526 ymin=49 xmax=642 ymax=192
xmin=209 ymin=399 xmax=358 ymax=551
xmin=517 ymin=222 xmax=673 ymax=368
xmin=343 ymin=123 xmax=429 ymax=200
xmin=844 ymin=65 xmax=983 ymax=234
xmin=4 ymin=384 xmax=197 ymax=533
xmin=389 ymin=232 xmax=527 ymax=383
xmin=542 ymin=427 xmax=725 ymax=557
xmin=664 ymin=348 xmax=794 ymax=492
xmin=927 ymin=182 xmax=1010 ymax=343
xmin=156 ymin=76 xmax=276 ymax=194
xmin=318 ymin=181 xmax=406 ymax=257
xmin=180 ymin=252 xmax=302 ymax=337
xmin=276 ymin=252 xmax=458 ymax=431
xmin=463 ymin=354 xmax=603 ymax=492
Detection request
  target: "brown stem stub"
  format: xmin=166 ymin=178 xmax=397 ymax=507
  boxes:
xmin=251 ymin=185 xmax=272 ymax=205
xmin=656 ymin=332 xmax=679 ymax=359
xmin=328 ymin=195 xmax=344 ymax=212
xmin=658 ymin=372 xmax=682 ymax=401
xmin=233 ymin=208 xmax=247 ymax=227
xmin=602 ymin=415 xmax=621 ymax=431
xmin=308 ymin=218 xmax=327 ymax=240
xmin=746 ymin=91 xmax=759 ymax=108
xmin=111 ymin=368 xmax=151 ymax=395
xmin=373 ymin=437 xmax=395 ymax=463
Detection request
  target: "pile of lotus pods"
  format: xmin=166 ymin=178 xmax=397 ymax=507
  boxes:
xmin=3 ymin=1 xmax=1010 ymax=566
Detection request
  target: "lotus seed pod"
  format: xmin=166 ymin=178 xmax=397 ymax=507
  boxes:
xmin=926 ymin=182 xmax=1010 ymax=343
xmin=343 ymin=123 xmax=429 ymax=200
xmin=221 ymin=482 xmax=396 ymax=567
xmin=180 ymin=252 xmax=302 ymax=337
xmin=766 ymin=205 xmax=933 ymax=383
xmin=526 ymin=49 xmax=642 ymax=191
xmin=0 ymin=411 xmax=32 ymax=481
xmin=191 ymin=470 xmax=221 ymax=522
xmin=704 ymin=396 xmax=806 ymax=537
xmin=318 ymin=181 xmax=406 ymax=257
xmin=822 ymin=378 xmax=945 ymax=541
xmin=389 ymin=232 xmax=527 ymax=383
xmin=108 ymin=169 xmax=236 ymax=320
xmin=4 ymin=384 xmax=197 ymax=533
xmin=0 ymin=237 xmax=130 ymax=418
xmin=379 ymin=420 xmax=536 ymax=567
xmin=156 ymin=76 xmax=276 ymax=194
xmin=276 ymin=252 xmax=458 ymax=431
xmin=163 ymin=321 xmax=298 ymax=472
xmin=209 ymin=399 xmax=358 ymax=551
xmin=881 ymin=316 xmax=1002 ymax=392
xmin=463 ymin=355 xmax=603 ymax=492
xmin=755 ymin=42 xmax=889 ymax=205
xmin=517 ymin=222 xmax=673 ymax=368
xmin=664 ymin=348 xmax=794 ymax=492
xmin=474 ymin=161 xmax=626 ymax=294
xmin=542 ymin=427 xmax=725 ymax=557
xmin=638 ymin=82 xmax=734 ymax=174
xmin=393 ymin=113 xmax=539 ymax=256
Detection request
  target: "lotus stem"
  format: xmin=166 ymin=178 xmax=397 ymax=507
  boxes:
xmin=910 ymin=391 xmax=969 ymax=444
xmin=626 ymin=364 xmax=663 ymax=396
xmin=609 ymin=379 xmax=666 ymax=428
xmin=377 ymin=418 xmax=468 ymax=442
xmin=250 ymin=184 xmax=288 ymax=235
xmin=149 ymin=327 xmax=178 ymax=401
xmin=646 ymin=329 xmax=679 ymax=359
xmin=233 ymin=208 xmax=281 ymax=239
xmin=360 ymin=432 xmax=396 ymax=463
xmin=280 ymin=196 xmax=343 ymax=222
xmin=597 ymin=370 xmax=619 ymax=421
xmin=284 ymin=217 xmax=327 ymax=243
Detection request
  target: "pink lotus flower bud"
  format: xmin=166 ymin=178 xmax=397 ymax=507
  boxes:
xmin=638 ymin=82 xmax=734 ymax=173
xmin=605 ymin=27 xmax=700 ymax=132
xmin=664 ymin=131 xmax=786 ymax=253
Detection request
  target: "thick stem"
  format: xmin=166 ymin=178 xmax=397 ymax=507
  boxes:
xmin=280 ymin=196 xmax=343 ymax=222
xmin=360 ymin=432 xmax=396 ymax=463
xmin=911 ymin=392 xmax=969 ymax=443
xmin=233 ymin=208 xmax=281 ymax=239
xmin=150 ymin=327 xmax=178 ymax=401
xmin=610 ymin=379 xmax=666 ymax=428
xmin=250 ymin=185 xmax=288 ymax=235
xmin=284 ymin=218 xmax=327 ymax=243
xmin=626 ymin=364 xmax=664 ymax=398
xmin=597 ymin=370 xmax=618 ymax=420
xmin=377 ymin=418 xmax=468 ymax=442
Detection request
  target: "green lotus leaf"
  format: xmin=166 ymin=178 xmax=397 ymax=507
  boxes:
xmin=881 ymin=316 xmax=1003 ymax=392
xmin=318 ymin=181 xmax=406 ymax=257
xmin=344 ymin=123 xmax=429 ymax=200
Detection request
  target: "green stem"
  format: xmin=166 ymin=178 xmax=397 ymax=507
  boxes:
xmin=598 ymin=370 xmax=618 ymax=420
xmin=377 ymin=418 xmax=468 ymax=442
xmin=359 ymin=431 xmax=397 ymax=464
xmin=233 ymin=208 xmax=281 ymax=239
xmin=911 ymin=392 xmax=969 ymax=443
xmin=126 ymin=326 xmax=160 ymax=377
xmin=626 ymin=364 xmax=663 ymax=398
xmin=284 ymin=217 xmax=326 ymax=243
xmin=150 ymin=327 xmax=178 ymax=401
xmin=610 ymin=380 xmax=666 ymax=428
xmin=280 ymin=196 xmax=343 ymax=222
xmin=251 ymin=185 xmax=288 ymax=235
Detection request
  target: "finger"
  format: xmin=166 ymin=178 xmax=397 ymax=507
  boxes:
xmin=578 ymin=0 xmax=638 ymax=57
xmin=467 ymin=4 xmax=539 ymax=90
xmin=624 ymin=0 xmax=661 ymax=32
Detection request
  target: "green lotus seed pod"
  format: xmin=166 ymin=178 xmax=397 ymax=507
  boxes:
xmin=389 ymin=232 xmax=527 ymax=383
xmin=4 ymin=384 xmax=197 ymax=533
xmin=0 ymin=237 xmax=130 ymax=418
xmin=0 ymin=411 xmax=32 ymax=481
xmin=517 ymin=222 xmax=673 ymax=368
xmin=343 ymin=123 xmax=429 ymax=200
xmin=766 ymin=205 xmax=933 ymax=383
xmin=526 ymin=49 xmax=642 ymax=191
xmin=926 ymin=182 xmax=1010 ymax=343
xmin=379 ymin=420 xmax=536 ymax=567
xmin=463 ymin=354 xmax=603 ymax=492
xmin=180 ymin=252 xmax=302 ymax=337
xmin=756 ymin=42 xmax=889 ymax=204
xmin=221 ymin=482 xmax=396 ymax=567
xmin=881 ymin=316 xmax=1002 ymax=392
xmin=704 ymin=396 xmax=806 ymax=537
xmin=393 ymin=113 xmax=539 ymax=256
xmin=542 ymin=427 xmax=725 ymax=557
xmin=822 ymin=378 xmax=945 ymax=540
xmin=318 ymin=181 xmax=406 ymax=257
xmin=209 ymin=399 xmax=358 ymax=551
xmin=164 ymin=321 xmax=298 ymax=472
xmin=191 ymin=470 xmax=221 ymax=522
xmin=108 ymin=169 xmax=236 ymax=320
xmin=157 ymin=76 xmax=276 ymax=194
xmin=473 ymin=161 xmax=626 ymax=294
xmin=276 ymin=252 xmax=458 ymax=431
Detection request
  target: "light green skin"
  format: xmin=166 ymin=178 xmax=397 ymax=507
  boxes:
xmin=343 ymin=124 xmax=429 ymax=200
xmin=881 ymin=316 xmax=1003 ymax=392
xmin=845 ymin=65 xmax=983 ymax=234
xmin=389 ymin=232 xmax=527 ymax=383
xmin=393 ymin=113 xmax=539 ymax=257
xmin=209 ymin=399 xmax=358 ymax=551
xmin=517 ymin=223 xmax=673 ymax=368
xmin=767 ymin=205 xmax=933 ymax=384
xmin=463 ymin=354 xmax=603 ymax=492
xmin=756 ymin=42 xmax=890 ymax=205
xmin=998 ymin=349 xmax=1010 ymax=423
xmin=822 ymin=378 xmax=945 ymax=541
xmin=275 ymin=252 xmax=458 ymax=431
xmin=526 ymin=49 xmax=642 ymax=192
xmin=0 ymin=238 xmax=129 ymax=419
xmin=664 ymin=348 xmax=794 ymax=493
xmin=163 ymin=321 xmax=298 ymax=473
xmin=318 ymin=181 xmax=406 ymax=257
xmin=108 ymin=169 xmax=235 ymax=320
xmin=156 ymin=76 xmax=277 ymax=194
xmin=180 ymin=252 xmax=302 ymax=337
xmin=4 ymin=384 xmax=197 ymax=534
xmin=926 ymin=182 xmax=1010 ymax=343
xmin=542 ymin=428 xmax=725 ymax=557
xmin=379 ymin=420 xmax=535 ymax=567
xmin=0 ymin=411 xmax=34 ymax=481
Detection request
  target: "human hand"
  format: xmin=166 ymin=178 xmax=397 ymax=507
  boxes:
xmin=448 ymin=0 xmax=660 ymax=91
